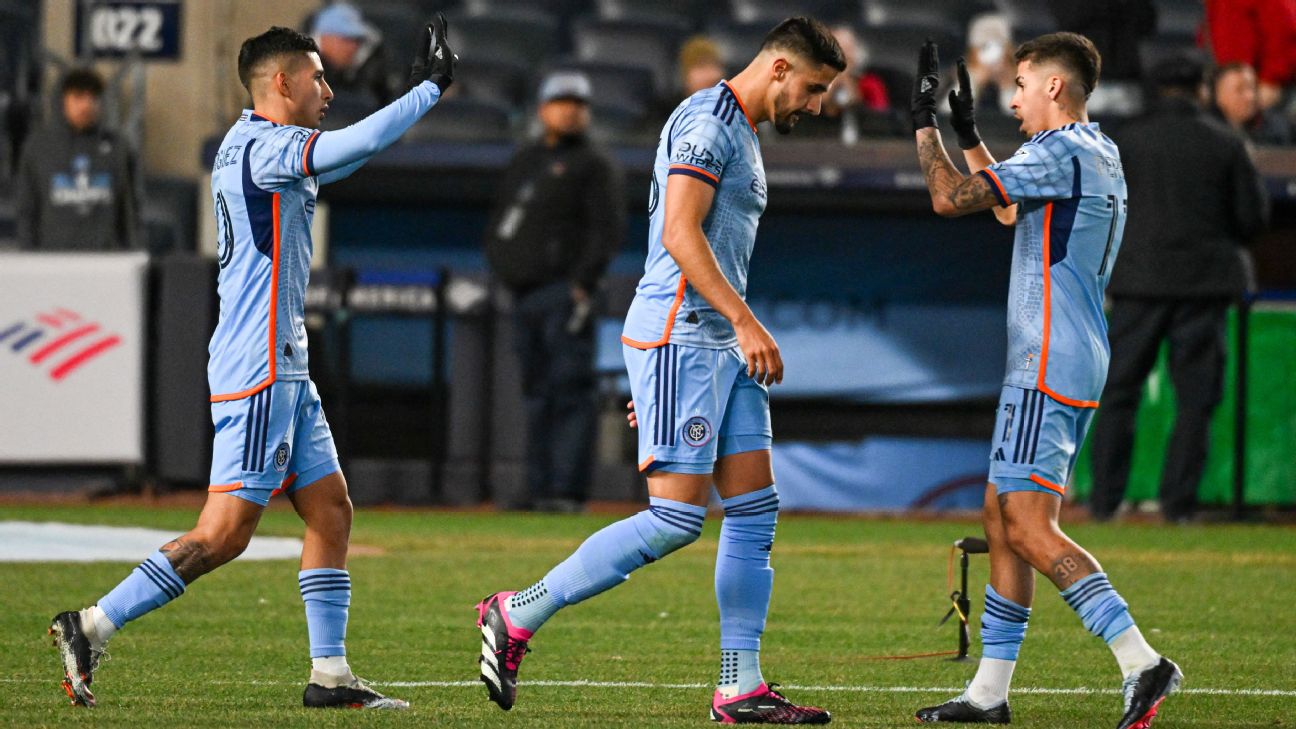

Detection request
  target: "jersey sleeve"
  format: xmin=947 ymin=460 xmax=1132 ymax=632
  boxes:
xmin=665 ymin=109 xmax=734 ymax=188
xmin=979 ymin=135 xmax=1075 ymax=205
xmin=247 ymin=125 xmax=321 ymax=191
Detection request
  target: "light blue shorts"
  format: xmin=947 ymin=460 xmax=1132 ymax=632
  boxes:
xmin=623 ymin=343 xmax=772 ymax=475
xmin=209 ymin=379 xmax=340 ymax=506
xmin=988 ymin=385 xmax=1096 ymax=497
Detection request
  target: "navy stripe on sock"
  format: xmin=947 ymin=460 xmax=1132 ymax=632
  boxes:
xmin=298 ymin=578 xmax=351 ymax=590
xmin=648 ymin=509 xmax=703 ymax=537
xmin=724 ymin=495 xmax=779 ymax=516
xmin=141 ymin=558 xmax=185 ymax=595
xmin=137 ymin=561 xmax=182 ymax=599
xmin=983 ymin=602 xmax=1027 ymax=624
xmin=649 ymin=504 xmax=705 ymax=526
xmin=300 ymin=585 xmax=353 ymax=597
xmin=1063 ymin=579 xmax=1112 ymax=609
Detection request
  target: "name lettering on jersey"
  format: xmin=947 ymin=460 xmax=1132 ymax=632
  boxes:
xmin=673 ymin=141 xmax=721 ymax=175
xmin=1096 ymin=155 xmax=1123 ymax=179
xmin=212 ymin=144 xmax=242 ymax=172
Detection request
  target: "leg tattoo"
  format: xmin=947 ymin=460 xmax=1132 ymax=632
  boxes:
xmin=161 ymin=539 xmax=218 ymax=583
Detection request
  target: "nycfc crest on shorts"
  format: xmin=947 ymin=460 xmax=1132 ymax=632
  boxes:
xmin=274 ymin=441 xmax=291 ymax=472
xmin=683 ymin=416 xmax=712 ymax=447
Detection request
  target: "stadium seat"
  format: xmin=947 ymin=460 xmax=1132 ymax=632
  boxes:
xmin=357 ymin=3 xmax=429 ymax=82
xmin=453 ymin=9 xmax=562 ymax=70
xmin=454 ymin=58 xmax=530 ymax=107
xmin=857 ymin=25 xmax=962 ymax=80
xmin=993 ymin=0 xmax=1058 ymax=42
xmin=1153 ymin=0 xmax=1204 ymax=43
xmin=570 ymin=16 xmax=690 ymax=97
xmin=461 ymin=0 xmax=592 ymax=24
xmin=595 ymin=0 xmax=712 ymax=29
xmin=706 ymin=22 xmax=772 ymax=74
xmin=540 ymin=60 xmax=660 ymax=142
xmin=729 ymin=0 xmax=859 ymax=26
xmin=403 ymin=97 xmax=514 ymax=142
xmin=860 ymin=0 xmax=966 ymax=42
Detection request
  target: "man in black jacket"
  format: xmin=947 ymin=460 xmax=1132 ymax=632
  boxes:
xmin=1089 ymin=56 xmax=1269 ymax=522
xmin=16 ymin=68 xmax=138 ymax=251
xmin=484 ymin=70 xmax=626 ymax=511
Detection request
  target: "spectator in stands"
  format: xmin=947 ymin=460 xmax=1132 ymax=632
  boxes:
xmin=1090 ymin=55 xmax=1270 ymax=524
xmin=678 ymin=36 xmax=725 ymax=98
xmin=1212 ymin=62 xmax=1293 ymax=145
xmin=948 ymin=13 xmax=1017 ymax=116
xmin=310 ymin=2 xmax=391 ymax=105
xmin=1201 ymin=0 xmax=1296 ymax=111
xmin=483 ymin=71 xmax=626 ymax=512
xmin=15 ymin=67 xmax=138 ymax=251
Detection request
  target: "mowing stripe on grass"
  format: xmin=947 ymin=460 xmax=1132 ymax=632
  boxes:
xmin=5 ymin=678 xmax=1290 ymax=696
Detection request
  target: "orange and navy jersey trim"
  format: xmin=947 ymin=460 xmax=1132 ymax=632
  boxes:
xmin=1028 ymin=473 xmax=1066 ymax=495
xmin=1037 ymin=201 xmax=1099 ymax=409
xmin=978 ymin=168 xmax=1012 ymax=207
xmin=621 ymin=276 xmax=689 ymax=349
xmin=720 ymin=81 xmax=757 ymax=135
xmin=667 ymin=163 xmax=720 ymax=187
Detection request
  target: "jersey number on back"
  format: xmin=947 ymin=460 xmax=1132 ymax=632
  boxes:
xmin=1098 ymin=194 xmax=1125 ymax=276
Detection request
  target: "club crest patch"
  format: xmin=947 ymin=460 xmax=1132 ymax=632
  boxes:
xmin=273 ymin=442 xmax=291 ymax=472
xmin=682 ymin=416 xmax=712 ymax=447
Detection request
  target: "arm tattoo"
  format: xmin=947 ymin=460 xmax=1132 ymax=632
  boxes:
xmin=916 ymin=130 xmax=1000 ymax=215
xmin=161 ymin=538 xmax=217 ymax=584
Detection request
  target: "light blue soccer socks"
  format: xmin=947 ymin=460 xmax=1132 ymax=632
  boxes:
xmin=299 ymin=568 xmax=351 ymax=659
xmin=1061 ymin=572 xmax=1133 ymax=643
xmin=981 ymin=585 xmax=1031 ymax=660
xmin=507 ymin=497 xmax=706 ymax=634
xmin=1062 ymin=572 xmax=1160 ymax=676
xmin=965 ymin=585 xmax=1031 ymax=707
xmin=715 ymin=486 xmax=779 ymax=698
xmin=97 ymin=550 xmax=186 ymax=629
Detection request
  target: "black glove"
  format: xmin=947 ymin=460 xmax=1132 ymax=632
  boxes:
xmin=948 ymin=58 xmax=982 ymax=150
xmin=410 ymin=12 xmax=457 ymax=93
xmin=911 ymin=40 xmax=940 ymax=132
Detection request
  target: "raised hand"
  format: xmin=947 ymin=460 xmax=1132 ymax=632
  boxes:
xmin=911 ymin=40 xmax=940 ymax=132
xmin=948 ymin=58 xmax=982 ymax=150
xmin=410 ymin=12 xmax=457 ymax=93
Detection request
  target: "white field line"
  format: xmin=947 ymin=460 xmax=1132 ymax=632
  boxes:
xmin=3 ymin=677 xmax=1292 ymax=697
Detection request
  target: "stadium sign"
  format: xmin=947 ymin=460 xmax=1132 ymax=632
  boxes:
xmin=0 ymin=253 xmax=147 ymax=464
xmin=75 ymin=0 xmax=183 ymax=60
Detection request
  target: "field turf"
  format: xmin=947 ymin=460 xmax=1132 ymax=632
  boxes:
xmin=2 ymin=503 xmax=1293 ymax=728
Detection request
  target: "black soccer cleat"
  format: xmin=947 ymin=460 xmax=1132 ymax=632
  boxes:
xmin=1116 ymin=657 xmax=1182 ymax=729
xmin=710 ymin=683 xmax=832 ymax=724
xmin=48 ymin=610 xmax=101 ymax=707
xmin=915 ymin=696 xmax=1011 ymax=724
xmin=303 ymin=674 xmax=409 ymax=709
xmin=476 ymin=591 xmax=532 ymax=711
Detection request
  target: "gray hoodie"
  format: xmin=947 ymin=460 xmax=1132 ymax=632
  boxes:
xmin=15 ymin=120 xmax=139 ymax=251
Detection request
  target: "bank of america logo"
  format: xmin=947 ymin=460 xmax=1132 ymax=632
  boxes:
xmin=0 ymin=308 xmax=121 ymax=381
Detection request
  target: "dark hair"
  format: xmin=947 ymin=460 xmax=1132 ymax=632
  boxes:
xmin=1014 ymin=32 xmax=1102 ymax=98
xmin=761 ymin=17 xmax=847 ymax=72
xmin=1211 ymin=61 xmax=1255 ymax=88
xmin=237 ymin=26 xmax=319 ymax=92
xmin=60 ymin=68 xmax=104 ymax=97
xmin=1149 ymin=53 xmax=1205 ymax=92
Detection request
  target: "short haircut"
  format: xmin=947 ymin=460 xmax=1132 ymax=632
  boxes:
xmin=760 ymin=17 xmax=847 ymax=72
xmin=1212 ymin=61 xmax=1255 ymax=88
xmin=237 ymin=26 xmax=319 ymax=92
xmin=1014 ymin=32 xmax=1102 ymax=98
xmin=61 ymin=68 xmax=104 ymax=97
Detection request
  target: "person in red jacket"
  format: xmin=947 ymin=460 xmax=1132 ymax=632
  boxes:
xmin=1201 ymin=0 xmax=1296 ymax=109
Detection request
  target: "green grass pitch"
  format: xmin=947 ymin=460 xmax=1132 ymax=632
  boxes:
xmin=2 ymin=503 xmax=1294 ymax=728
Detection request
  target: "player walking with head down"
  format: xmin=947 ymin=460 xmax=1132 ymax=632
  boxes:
xmin=908 ymin=34 xmax=1181 ymax=728
xmin=475 ymin=17 xmax=844 ymax=724
xmin=48 ymin=17 xmax=455 ymax=710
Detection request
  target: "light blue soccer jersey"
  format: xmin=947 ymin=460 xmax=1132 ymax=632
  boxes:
xmin=621 ymin=81 xmax=767 ymax=350
xmin=207 ymin=82 xmax=440 ymax=401
xmin=978 ymin=122 xmax=1127 ymax=407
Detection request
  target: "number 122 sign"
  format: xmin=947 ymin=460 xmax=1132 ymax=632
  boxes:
xmin=75 ymin=0 xmax=182 ymax=60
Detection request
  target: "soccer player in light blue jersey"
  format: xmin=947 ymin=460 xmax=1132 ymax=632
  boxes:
xmin=48 ymin=19 xmax=456 ymax=710
xmin=476 ymin=18 xmax=844 ymax=724
xmin=909 ymin=34 xmax=1181 ymax=728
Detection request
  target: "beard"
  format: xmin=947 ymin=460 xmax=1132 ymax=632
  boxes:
xmin=774 ymin=113 xmax=799 ymax=134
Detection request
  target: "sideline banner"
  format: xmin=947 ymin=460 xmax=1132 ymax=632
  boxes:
xmin=0 ymin=252 xmax=148 ymax=463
